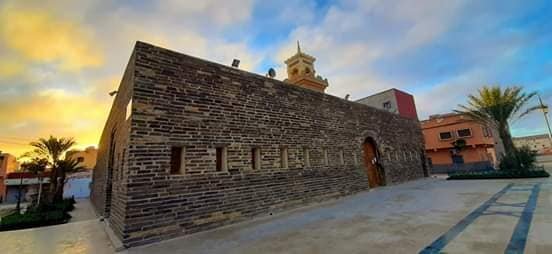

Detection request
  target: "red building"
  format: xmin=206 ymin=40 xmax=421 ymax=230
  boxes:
xmin=356 ymin=88 xmax=418 ymax=120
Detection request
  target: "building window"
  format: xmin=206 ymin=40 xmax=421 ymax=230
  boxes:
xmin=280 ymin=147 xmax=288 ymax=169
xmin=303 ymin=147 xmax=310 ymax=167
xmin=170 ymin=147 xmax=185 ymax=174
xmin=482 ymin=126 xmax=492 ymax=137
xmin=353 ymin=152 xmax=358 ymax=165
xmin=439 ymin=131 xmax=453 ymax=140
xmin=383 ymin=101 xmax=392 ymax=110
xmin=323 ymin=148 xmax=329 ymax=166
xmin=457 ymin=128 xmax=472 ymax=138
xmin=339 ymin=149 xmax=344 ymax=165
xmin=77 ymin=157 xmax=84 ymax=163
xmin=251 ymin=147 xmax=261 ymax=170
xmin=216 ymin=147 xmax=228 ymax=171
xmin=120 ymin=149 xmax=126 ymax=180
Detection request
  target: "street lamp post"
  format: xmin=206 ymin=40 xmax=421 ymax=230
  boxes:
xmin=537 ymin=94 xmax=552 ymax=147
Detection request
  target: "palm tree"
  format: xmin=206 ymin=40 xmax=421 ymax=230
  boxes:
xmin=54 ymin=158 xmax=85 ymax=201
xmin=20 ymin=158 xmax=49 ymax=206
xmin=456 ymin=86 xmax=539 ymax=155
xmin=28 ymin=136 xmax=76 ymax=203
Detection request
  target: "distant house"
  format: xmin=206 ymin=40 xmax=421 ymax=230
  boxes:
xmin=65 ymin=146 xmax=98 ymax=170
xmin=356 ymin=88 xmax=419 ymax=120
xmin=421 ymin=113 xmax=504 ymax=173
xmin=513 ymin=134 xmax=552 ymax=155
xmin=0 ymin=153 xmax=20 ymax=202
xmin=3 ymin=172 xmax=50 ymax=203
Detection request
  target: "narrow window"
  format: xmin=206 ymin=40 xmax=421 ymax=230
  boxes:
xmin=383 ymin=101 xmax=392 ymax=110
xmin=280 ymin=147 xmax=288 ymax=169
xmin=457 ymin=128 xmax=472 ymax=138
xmin=323 ymin=148 xmax=329 ymax=166
xmin=216 ymin=147 xmax=227 ymax=171
xmin=439 ymin=131 xmax=453 ymax=140
xmin=170 ymin=147 xmax=184 ymax=174
xmin=120 ymin=149 xmax=126 ymax=180
xmin=339 ymin=149 xmax=344 ymax=165
xmin=303 ymin=147 xmax=310 ymax=167
xmin=353 ymin=152 xmax=358 ymax=165
xmin=251 ymin=147 xmax=261 ymax=170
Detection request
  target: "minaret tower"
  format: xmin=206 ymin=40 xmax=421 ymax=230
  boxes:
xmin=284 ymin=41 xmax=328 ymax=93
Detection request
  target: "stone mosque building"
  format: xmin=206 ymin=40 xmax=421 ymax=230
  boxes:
xmin=91 ymin=41 xmax=428 ymax=248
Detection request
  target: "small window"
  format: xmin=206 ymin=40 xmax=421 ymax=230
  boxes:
xmin=383 ymin=101 xmax=392 ymax=110
xmin=482 ymin=126 xmax=490 ymax=137
xmin=170 ymin=147 xmax=184 ymax=174
xmin=323 ymin=148 xmax=329 ymax=166
xmin=339 ymin=149 xmax=344 ymax=165
xmin=303 ymin=147 xmax=310 ymax=167
xmin=353 ymin=152 xmax=358 ymax=165
xmin=457 ymin=128 xmax=472 ymax=138
xmin=216 ymin=147 xmax=227 ymax=171
xmin=280 ymin=147 xmax=288 ymax=169
xmin=439 ymin=131 xmax=453 ymax=140
xmin=77 ymin=157 xmax=85 ymax=163
xmin=120 ymin=149 xmax=126 ymax=180
xmin=251 ymin=147 xmax=261 ymax=170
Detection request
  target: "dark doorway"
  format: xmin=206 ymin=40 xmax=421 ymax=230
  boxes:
xmin=363 ymin=137 xmax=385 ymax=188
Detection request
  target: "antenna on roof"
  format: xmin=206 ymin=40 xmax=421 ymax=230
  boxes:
xmin=297 ymin=40 xmax=301 ymax=53
xmin=231 ymin=59 xmax=240 ymax=68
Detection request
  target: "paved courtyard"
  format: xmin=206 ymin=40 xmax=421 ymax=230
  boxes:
xmin=1 ymin=176 xmax=551 ymax=254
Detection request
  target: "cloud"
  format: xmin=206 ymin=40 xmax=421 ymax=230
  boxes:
xmin=0 ymin=85 xmax=114 ymax=156
xmin=0 ymin=58 xmax=24 ymax=78
xmin=0 ymin=5 xmax=103 ymax=71
xmin=1 ymin=0 xmax=551 ymax=156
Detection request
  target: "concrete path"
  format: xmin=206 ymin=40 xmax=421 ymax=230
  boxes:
xmin=127 ymin=177 xmax=552 ymax=254
xmin=1 ymin=177 xmax=551 ymax=254
xmin=0 ymin=199 xmax=115 ymax=254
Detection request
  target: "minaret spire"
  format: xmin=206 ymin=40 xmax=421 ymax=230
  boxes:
xmin=297 ymin=40 xmax=301 ymax=54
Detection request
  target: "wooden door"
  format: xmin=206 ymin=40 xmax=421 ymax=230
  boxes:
xmin=363 ymin=141 xmax=382 ymax=188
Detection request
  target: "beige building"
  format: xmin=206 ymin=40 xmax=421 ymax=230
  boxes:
xmin=283 ymin=42 xmax=329 ymax=93
xmin=513 ymin=134 xmax=552 ymax=155
xmin=65 ymin=146 xmax=98 ymax=170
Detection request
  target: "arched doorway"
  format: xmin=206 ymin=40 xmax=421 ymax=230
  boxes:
xmin=363 ymin=137 xmax=385 ymax=188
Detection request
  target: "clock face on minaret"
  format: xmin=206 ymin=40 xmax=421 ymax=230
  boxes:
xmin=283 ymin=41 xmax=328 ymax=93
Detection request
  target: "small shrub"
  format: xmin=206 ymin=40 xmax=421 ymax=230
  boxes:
xmin=0 ymin=210 xmax=71 ymax=231
xmin=31 ymin=197 xmax=76 ymax=213
xmin=499 ymin=146 xmax=537 ymax=171
xmin=0 ymin=197 xmax=76 ymax=231
xmin=447 ymin=169 xmax=549 ymax=180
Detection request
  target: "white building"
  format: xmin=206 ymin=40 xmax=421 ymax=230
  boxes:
xmin=513 ymin=134 xmax=552 ymax=154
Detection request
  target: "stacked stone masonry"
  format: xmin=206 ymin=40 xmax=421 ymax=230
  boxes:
xmin=91 ymin=41 xmax=428 ymax=248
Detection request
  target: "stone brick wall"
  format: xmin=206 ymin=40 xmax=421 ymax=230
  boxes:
xmin=90 ymin=53 xmax=135 ymax=238
xmin=94 ymin=41 xmax=427 ymax=247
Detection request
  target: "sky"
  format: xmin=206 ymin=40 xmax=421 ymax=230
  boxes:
xmin=0 ymin=0 xmax=551 ymax=157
